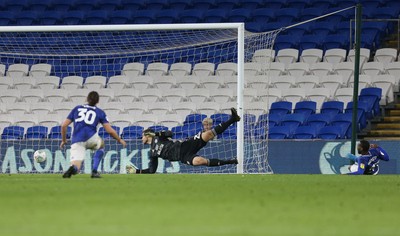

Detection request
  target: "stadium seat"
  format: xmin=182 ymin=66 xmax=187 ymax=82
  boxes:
xmin=294 ymin=101 xmax=316 ymax=117
xmin=30 ymin=102 xmax=54 ymax=115
xmin=298 ymin=35 xmax=324 ymax=51
xmin=121 ymin=0 xmax=145 ymax=11
xmin=63 ymin=11 xmax=85 ymax=25
xmin=187 ymin=88 xmax=210 ymax=103
xmin=271 ymin=76 xmax=296 ymax=90
xmin=385 ymin=62 xmax=400 ymax=91
xmin=310 ymin=62 xmax=333 ymax=77
xmin=7 ymin=64 xmax=29 ymax=78
xmin=227 ymin=8 xmax=252 ymax=22
xmin=184 ymin=114 xmax=207 ymax=125
xmin=25 ymin=126 xmax=49 ymax=139
xmin=274 ymin=35 xmax=299 ymax=51
xmin=107 ymin=76 xmax=130 ymax=90
xmin=268 ymin=126 xmax=292 ymax=139
xmin=169 ymin=0 xmax=191 ymax=10
xmin=203 ymin=9 xmax=228 ymax=23
xmin=97 ymin=0 xmax=122 ymax=11
xmin=21 ymin=89 xmax=45 ymax=103
xmin=300 ymin=48 xmax=323 ymax=65
xmin=148 ymin=102 xmax=172 ymax=116
xmin=268 ymin=62 xmax=286 ymax=77
xmin=122 ymin=62 xmax=144 ymax=77
xmin=287 ymin=62 xmax=310 ymax=77
xmin=197 ymin=102 xmax=220 ymax=117
xmin=216 ymin=62 xmax=237 ymax=76
xmin=334 ymin=62 xmax=354 ymax=84
xmin=321 ymin=100 xmax=344 ymax=116
xmin=109 ymin=10 xmax=132 ymax=24
xmin=0 ymin=89 xmax=21 ymax=103
xmin=296 ymin=75 xmax=319 ymax=89
xmin=373 ymin=75 xmax=396 ymax=104
xmin=61 ymin=76 xmax=84 ymax=89
xmin=323 ymin=35 xmax=348 ymax=50
xmin=169 ymin=62 xmax=192 ymax=76
xmin=280 ymin=113 xmax=306 ymax=132
xmin=324 ymin=48 xmax=347 ymax=66
xmin=252 ymin=49 xmax=275 ymax=63
xmin=244 ymin=63 xmax=262 ymax=76
xmin=348 ymin=48 xmax=370 ymax=66
xmin=146 ymin=63 xmax=169 ymax=76
xmin=359 ymin=87 xmax=382 ymax=117
xmin=349 ymin=75 xmax=372 ymax=90
xmin=69 ymin=89 xmax=91 ymax=103
xmin=282 ymin=88 xmax=306 ymax=104
xmin=319 ymin=75 xmax=345 ymax=95
xmin=335 ymin=87 xmax=355 ymax=105
xmin=275 ymin=48 xmax=299 ymax=69
xmin=44 ymin=89 xmax=69 ymax=103
xmin=145 ymin=0 xmax=168 ymax=10
xmin=275 ymin=8 xmax=300 ymax=24
xmin=0 ymin=12 xmax=15 ymax=25
xmin=6 ymin=102 xmax=30 ymax=116
xmin=155 ymin=10 xmax=179 ymax=24
xmin=179 ymin=10 xmax=204 ymax=23
xmin=121 ymin=126 xmax=144 ymax=139
xmin=318 ymin=126 xmax=342 ymax=140
xmin=211 ymin=88 xmax=234 ymax=103
xmin=345 ymin=101 xmax=369 ymax=129
xmin=1 ymin=126 xmax=25 ymax=140
xmin=35 ymin=76 xmax=60 ymax=90
xmin=0 ymin=76 xmax=12 ymax=90
xmin=84 ymin=76 xmax=107 ymax=90
xmin=293 ymin=125 xmax=317 ymax=139
xmin=193 ymin=62 xmax=215 ymax=76
xmin=270 ymin=101 xmax=292 ymax=116
xmin=172 ymin=102 xmax=196 ymax=118
xmin=330 ymin=113 xmax=354 ymax=138
xmin=132 ymin=10 xmax=155 ymax=24
xmin=12 ymin=77 xmax=36 ymax=91
xmin=362 ymin=62 xmax=385 ymax=77
xmin=47 ymin=125 xmax=70 ymax=139
xmin=15 ymin=11 xmax=38 ymax=25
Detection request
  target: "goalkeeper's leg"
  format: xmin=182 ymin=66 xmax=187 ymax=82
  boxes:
xmin=192 ymin=156 xmax=238 ymax=166
xmin=201 ymin=107 xmax=241 ymax=142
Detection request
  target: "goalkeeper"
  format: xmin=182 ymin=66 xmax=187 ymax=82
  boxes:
xmin=132 ymin=108 xmax=240 ymax=174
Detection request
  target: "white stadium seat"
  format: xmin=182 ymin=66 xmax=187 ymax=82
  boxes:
xmin=97 ymin=89 xmax=115 ymax=104
xmin=15 ymin=116 xmax=38 ymax=130
xmin=31 ymin=102 xmax=54 ymax=115
xmin=320 ymin=75 xmax=346 ymax=95
xmin=12 ymin=77 xmax=36 ymax=91
xmin=268 ymin=62 xmax=286 ymax=76
xmin=196 ymin=102 xmax=220 ymax=117
xmin=216 ymin=62 xmax=237 ymax=76
xmin=258 ymin=88 xmax=281 ymax=103
xmin=193 ymin=62 xmax=215 ymax=76
xmin=138 ymin=88 xmax=161 ymax=103
xmin=200 ymin=77 xmax=224 ymax=90
xmin=6 ymin=102 xmax=30 ymax=116
xmin=281 ymin=88 xmax=306 ymax=104
xmin=244 ymin=62 xmax=262 ymax=76
xmin=0 ymin=114 xmax=14 ymax=133
xmin=109 ymin=113 xmax=133 ymax=128
xmin=172 ymin=102 xmax=197 ymax=117
xmin=162 ymin=88 xmax=186 ymax=103
xmin=0 ymin=77 xmax=13 ymax=90
xmin=385 ymin=62 xmax=400 ymax=92
xmin=114 ymin=88 xmax=139 ymax=103
xmin=310 ymin=62 xmax=333 ymax=77
xmin=349 ymin=75 xmax=372 ymax=90
xmin=84 ymin=76 xmax=107 ymax=90
xmin=7 ymin=64 xmax=29 ymax=78
xmin=246 ymin=76 xmax=269 ymax=89
xmin=38 ymin=113 xmax=61 ymax=129
xmin=245 ymin=101 xmax=269 ymax=117
xmin=148 ymin=102 xmax=172 ymax=116
xmin=374 ymin=48 xmax=397 ymax=66
xmin=30 ymin=64 xmax=52 ymax=77
xmin=275 ymin=48 xmax=299 ymax=69
xmin=124 ymin=102 xmax=148 ymax=115
xmin=372 ymin=75 xmax=396 ymax=105
xmin=122 ymin=62 xmax=144 ymax=77
xmin=300 ymin=48 xmax=323 ymax=65
xmin=362 ymin=62 xmax=385 ymax=77
xmin=271 ymin=76 xmax=296 ymax=89
xmin=44 ymin=89 xmax=69 ymax=103
xmin=252 ymin=49 xmax=275 ymax=63
xmin=35 ymin=76 xmax=60 ymax=90
xmin=306 ymin=88 xmax=331 ymax=111
xmin=146 ymin=62 xmax=169 ymax=76
xmin=102 ymin=102 xmax=125 ymax=117
xmin=130 ymin=76 xmax=153 ymax=90
xmin=223 ymin=76 xmax=238 ymax=89
xmin=0 ymin=64 xmax=5 ymax=76
xmin=61 ymin=76 xmax=84 ymax=90
xmin=53 ymin=102 xmax=75 ymax=117
xmin=169 ymin=62 xmax=192 ymax=76
xmin=287 ymin=62 xmax=310 ymax=77
xmin=21 ymin=89 xmax=45 ymax=103
xmin=187 ymin=88 xmax=210 ymax=103
xmin=153 ymin=76 xmax=176 ymax=90
xmin=324 ymin=48 xmax=347 ymax=66
xmin=335 ymin=88 xmax=355 ymax=104
xmin=334 ymin=62 xmax=354 ymax=84
xmin=243 ymin=88 xmax=258 ymax=103
xmin=348 ymin=48 xmax=370 ymax=65
xmin=68 ymin=89 xmax=91 ymax=103
xmin=296 ymin=75 xmax=319 ymax=89
xmin=134 ymin=113 xmax=158 ymax=127
xmin=107 ymin=75 xmax=131 ymax=90
xmin=0 ymin=89 xmax=21 ymax=103
xmin=176 ymin=76 xmax=200 ymax=90
xmin=210 ymin=88 xmax=234 ymax=103
xmin=158 ymin=114 xmax=183 ymax=128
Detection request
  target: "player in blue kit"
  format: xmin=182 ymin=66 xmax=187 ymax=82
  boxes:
xmin=345 ymin=140 xmax=389 ymax=175
xmin=60 ymin=91 xmax=126 ymax=178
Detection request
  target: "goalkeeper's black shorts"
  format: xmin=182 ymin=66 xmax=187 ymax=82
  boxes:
xmin=179 ymin=132 xmax=208 ymax=165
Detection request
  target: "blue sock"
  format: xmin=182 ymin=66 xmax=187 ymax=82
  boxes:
xmin=92 ymin=149 xmax=105 ymax=173
xmin=72 ymin=165 xmax=78 ymax=174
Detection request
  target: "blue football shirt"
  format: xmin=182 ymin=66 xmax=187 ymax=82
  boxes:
xmin=67 ymin=104 xmax=109 ymax=144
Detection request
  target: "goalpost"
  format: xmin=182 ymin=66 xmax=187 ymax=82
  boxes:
xmin=0 ymin=23 xmax=278 ymax=174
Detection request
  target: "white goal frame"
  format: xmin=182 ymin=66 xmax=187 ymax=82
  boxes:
xmin=0 ymin=23 xmax=246 ymax=174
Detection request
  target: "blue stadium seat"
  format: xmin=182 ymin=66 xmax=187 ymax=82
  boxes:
xmin=323 ymin=34 xmax=349 ymax=50
xmin=286 ymin=0 xmax=310 ymax=9
xmin=155 ymin=10 xmax=179 ymax=24
xmin=97 ymin=0 xmax=122 ymax=11
xmin=39 ymin=11 xmax=63 ymax=25
xmin=29 ymin=0 xmax=52 ymax=12
xmin=345 ymin=101 xmax=369 ymax=129
xmin=219 ymin=125 xmax=237 ymax=139
xmin=298 ymin=35 xmax=323 ymax=50
xmin=0 ymin=12 xmax=15 ymax=25
xmin=210 ymin=113 xmax=230 ymax=124
xmin=361 ymin=0 xmax=383 ymax=9
xmin=179 ymin=10 xmax=204 ymax=23
xmin=215 ymin=0 xmax=240 ymax=10
xmin=238 ymin=0 xmax=264 ymax=10
xmin=191 ymin=0 xmax=216 ymax=10
xmin=184 ymin=114 xmax=207 ymax=124
xmin=63 ymin=11 xmax=85 ymax=25
xmin=109 ymin=10 xmax=132 ymax=24
xmin=4 ymin=0 xmax=28 ymax=12
xmin=321 ymin=101 xmax=344 ymax=117
xmin=227 ymin=8 xmax=252 ymax=22
xmin=244 ymin=114 xmax=257 ymax=125
xmin=72 ymin=0 xmax=97 ymax=11
xmin=132 ymin=10 xmax=155 ymax=24
xmin=371 ymin=7 xmax=399 ymax=19
xmin=245 ymin=22 xmax=263 ymax=32
xmin=307 ymin=114 xmax=332 ymax=130
xmin=335 ymin=0 xmax=357 ymax=8
xmin=186 ymin=122 xmax=203 ymax=136
xmin=144 ymin=0 xmax=169 ymax=10
xmin=168 ymin=0 xmax=191 ymax=10
xmin=268 ymin=126 xmax=291 ymax=139
xmin=359 ymin=87 xmax=382 ymax=118
xmin=15 ymin=11 xmax=37 ymax=25
xmin=85 ymin=10 xmax=108 ymax=25
xmin=310 ymin=0 xmax=333 ymax=10
xmin=386 ymin=0 xmax=400 ymax=8
xmin=172 ymin=125 xmax=190 ymax=139
xmin=275 ymin=8 xmax=300 ymax=24
xmin=270 ymin=101 xmax=292 ymax=116
xmin=120 ymin=0 xmax=145 ymax=10
xmin=274 ymin=35 xmax=300 ymax=50
xmin=121 ymin=126 xmax=144 ymax=139
xmin=280 ymin=113 xmax=306 ymax=132
xmin=51 ymin=0 xmax=71 ymax=12
xmin=293 ymin=125 xmax=317 ymax=139
xmin=99 ymin=126 xmax=120 ymax=139
xmin=294 ymin=101 xmax=316 ymax=117
xmin=264 ymin=0 xmax=286 ymax=9
xmin=252 ymin=8 xmax=275 ymax=23
xmin=331 ymin=113 xmax=354 ymax=138
xmin=254 ymin=122 xmax=267 ymax=139
xmin=1 ymin=126 xmax=24 ymax=140
xmin=311 ymin=21 xmax=337 ymax=37
xmin=25 ymin=126 xmax=49 ymax=139
xmin=48 ymin=126 xmax=72 ymax=139
xmin=148 ymin=125 xmax=169 ymax=133
xmin=203 ymin=9 xmax=228 ymax=23
xmin=318 ymin=126 xmax=342 ymax=139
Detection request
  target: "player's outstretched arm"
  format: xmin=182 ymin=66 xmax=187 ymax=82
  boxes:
xmin=136 ymin=157 xmax=158 ymax=174
xmin=60 ymin=119 xmax=72 ymax=149
xmin=103 ymin=123 xmax=126 ymax=147
xmin=372 ymin=145 xmax=390 ymax=161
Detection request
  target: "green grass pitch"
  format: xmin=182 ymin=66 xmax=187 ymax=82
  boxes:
xmin=0 ymin=174 xmax=399 ymax=236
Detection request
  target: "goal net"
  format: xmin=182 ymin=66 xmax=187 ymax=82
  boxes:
xmin=0 ymin=24 xmax=278 ymax=174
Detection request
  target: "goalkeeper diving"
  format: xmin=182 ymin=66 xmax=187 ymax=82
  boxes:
xmin=345 ymin=140 xmax=389 ymax=175
xmin=129 ymin=107 xmax=241 ymax=174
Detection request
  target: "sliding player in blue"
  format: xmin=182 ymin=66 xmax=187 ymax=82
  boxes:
xmin=60 ymin=91 xmax=126 ymax=178
xmin=132 ymin=107 xmax=240 ymax=174
xmin=345 ymin=140 xmax=389 ymax=175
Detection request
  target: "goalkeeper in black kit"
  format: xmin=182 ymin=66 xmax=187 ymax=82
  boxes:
xmin=134 ymin=108 xmax=240 ymax=174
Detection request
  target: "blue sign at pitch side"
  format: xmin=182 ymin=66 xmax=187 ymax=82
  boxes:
xmin=0 ymin=140 xmax=398 ymax=174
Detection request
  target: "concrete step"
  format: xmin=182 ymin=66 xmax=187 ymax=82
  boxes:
xmin=376 ymin=123 xmax=400 ymax=129
xmin=383 ymin=116 xmax=400 ymax=122
xmin=368 ymin=130 xmax=400 ymax=137
xmin=389 ymin=110 xmax=400 ymax=116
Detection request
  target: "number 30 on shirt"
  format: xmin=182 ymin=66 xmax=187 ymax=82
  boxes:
xmin=75 ymin=108 xmax=97 ymax=125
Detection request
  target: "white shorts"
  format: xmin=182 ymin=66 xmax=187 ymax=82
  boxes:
xmin=70 ymin=134 xmax=103 ymax=162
